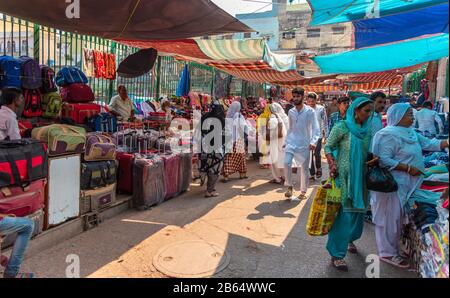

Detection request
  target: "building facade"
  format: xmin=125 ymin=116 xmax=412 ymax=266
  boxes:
xmin=279 ymin=2 xmax=353 ymax=55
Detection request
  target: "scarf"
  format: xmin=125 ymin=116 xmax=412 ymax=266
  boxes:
xmin=343 ymin=97 xmax=373 ymax=211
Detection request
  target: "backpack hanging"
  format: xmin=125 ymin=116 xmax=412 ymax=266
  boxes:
xmin=19 ymin=56 xmax=42 ymax=90
xmin=22 ymin=89 xmax=43 ymax=118
xmin=40 ymin=65 xmax=58 ymax=93
xmin=0 ymin=55 xmax=22 ymax=89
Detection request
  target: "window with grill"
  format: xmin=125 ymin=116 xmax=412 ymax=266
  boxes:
xmin=332 ymin=27 xmax=345 ymax=35
xmin=282 ymin=31 xmax=296 ymax=40
xmin=307 ymin=28 xmax=320 ymax=38
xmin=243 ymin=32 xmax=252 ymax=39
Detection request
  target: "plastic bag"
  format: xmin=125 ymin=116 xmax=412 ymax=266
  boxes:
xmin=306 ymin=179 xmax=341 ymax=236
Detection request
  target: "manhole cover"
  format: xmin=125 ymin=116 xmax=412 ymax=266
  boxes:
xmin=153 ymin=240 xmax=230 ymax=278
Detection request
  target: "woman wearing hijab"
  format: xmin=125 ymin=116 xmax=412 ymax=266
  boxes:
xmin=371 ymin=103 xmax=449 ymax=268
xmin=257 ymin=104 xmax=272 ymax=169
xmin=325 ymin=97 xmax=377 ymax=271
xmin=222 ymin=101 xmax=253 ymax=182
xmin=267 ymin=103 xmax=289 ymax=184
xmin=196 ymin=100 xmax=226 ymax=197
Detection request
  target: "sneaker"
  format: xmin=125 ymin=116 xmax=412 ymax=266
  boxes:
xmin=285 ymin=186 xmax=293 ymax=198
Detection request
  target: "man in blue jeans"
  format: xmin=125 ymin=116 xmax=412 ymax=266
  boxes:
xmin=0 ymin=214 xmax=34 ymax=278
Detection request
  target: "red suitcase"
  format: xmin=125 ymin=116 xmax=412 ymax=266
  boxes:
xmin=116 ymin=152 xmax=134 ymax=194
xmin=61 ymin=102 xmax=101 ymax=124
xmin=60 ymin=83 xmax=95 ymax=103
xmin=161 ymin=154 xmax=181 ymax=200
xmin=0 ymin=179 xmax=46 ymax=217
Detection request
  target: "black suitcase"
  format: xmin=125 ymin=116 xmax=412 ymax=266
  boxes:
xmin=132 ymin=156 xmax=166 ymax=210
xmin=80 ymin=160 xmax=118 ymax=190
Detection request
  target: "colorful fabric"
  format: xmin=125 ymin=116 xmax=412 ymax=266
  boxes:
xmin=82 ymin=48 xmax=95 ymax=77
xmin=307 ymin=0 xmax=447 ymax=26
xmin=353 ymin=3 xmax=449 ymax=49
xmin=116 ymin=39 xmax=210 ymax=59
xmin=208 ymin=61 xmax=273 ymax=71
xmin=223 ymin=139 xmax=247 ymax=176
xmin=314 ymin=33 xmax=449 ymax=74
xmin=196 ymin=39 xmax=265 ymax=61
xmin=93 ymin=50 xmax=106 ymax=79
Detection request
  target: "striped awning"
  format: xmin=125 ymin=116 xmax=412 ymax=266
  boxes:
xmin=207 ymin=61 xmax=273 ymax=71
xmin=196 ymin=39 xmax=265 ymax=61
xmin=223 ymin=69 xmax=305 ymax=84
xmin=116 ymin=39 xmax=210 ymax=59
xmin=343 ymin=64 xmax=423 ymax=83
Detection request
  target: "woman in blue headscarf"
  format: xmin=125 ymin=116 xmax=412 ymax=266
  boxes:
xmin=325 ymin=97 xmax=377 ymax=271
xmin=371 ymin=103 xmax=448 ymax=269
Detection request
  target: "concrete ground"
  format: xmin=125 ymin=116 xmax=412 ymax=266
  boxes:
xmin=20 ymin=159 xmax=416 ymax=278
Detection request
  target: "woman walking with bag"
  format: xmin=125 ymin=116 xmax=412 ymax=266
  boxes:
xmin=267 ymin=103 xmax=289 ymax=185
xmin=370 ymin=103 xmax=449 ymax=269
xmin=324 ymin=97 xmax=378 ymax=271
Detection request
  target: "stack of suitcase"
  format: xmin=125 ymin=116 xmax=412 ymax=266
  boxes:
xmin=0 ymin=139 xmax=48 ymax=248
xmin=57 ymin=66 xmax=101 ymax=125
xmin=80 ymin=132 xmax=118 ymax=215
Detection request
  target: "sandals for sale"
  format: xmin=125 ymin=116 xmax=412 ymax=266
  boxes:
xmin=347 ymin=242 xmax=358 ymax=254
xmin=331 ymin=257 xmax=348 ymax=272
xmin=380 ymin=256 xmax=410 ymax=269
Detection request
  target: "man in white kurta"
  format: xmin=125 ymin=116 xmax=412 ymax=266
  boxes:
xmin=284 ymin=88 xmax=321 ymax=201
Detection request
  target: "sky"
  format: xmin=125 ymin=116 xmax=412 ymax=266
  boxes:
xmin=212 ymin=0 xmax=307 ymax=17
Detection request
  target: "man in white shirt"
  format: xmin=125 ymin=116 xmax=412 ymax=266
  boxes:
xmin=415 ymin=101 xmax=444 ymax=136
xmin=108 ymin=85 xmax=135 ymax=120
xmin=306 ymin=92 xmax=327 ymax=180
xmin=0 ymin=88 xmax=23 ymax=141
xmin=284 ymin=88 xmax=321 ymax=201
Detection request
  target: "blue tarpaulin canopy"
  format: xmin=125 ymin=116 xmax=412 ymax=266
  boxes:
xmin=313 ymin=33 xmax=449 ymax=74
xmin=307 ymin=0 xmax=447 ymax=26
xmin=353 ymin=3 xmax=449 ymax=49
xmin=176 ymin=64 xmax=190 ymax=97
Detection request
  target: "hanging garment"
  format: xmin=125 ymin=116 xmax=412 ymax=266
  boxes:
xmin=104 ymin=53 xmax=116 ymax=80
xmin=83 ymin=48 xmax=95 ymax=78
xmin=93 ymin=50 xmax=106 ymax=79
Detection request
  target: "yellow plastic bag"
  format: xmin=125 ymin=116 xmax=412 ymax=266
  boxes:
xmin=306 ymin=179 xmax=341 ymax=236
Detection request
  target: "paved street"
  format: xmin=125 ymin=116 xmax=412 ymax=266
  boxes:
xmin=21 ymin=160 xmax=416 ymax=278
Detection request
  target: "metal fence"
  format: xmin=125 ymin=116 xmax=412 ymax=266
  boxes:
xmin=1 ymin=12 xmax=265 ymax=103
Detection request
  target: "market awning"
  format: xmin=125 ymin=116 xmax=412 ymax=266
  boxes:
xmin=340 ymin=64 xmax=424 ymax=83
xmin=117 ymin=38 xmax=299 ymax=72
xmin=313 ymin=33 xmax=449 ymax=74
xmin=353 ymin=3 xmax=449 ymax=49
xmin=0 ymin=0 xmax=253 ymax=40
xmin=307 ymin=0 xmax=447 ymax=26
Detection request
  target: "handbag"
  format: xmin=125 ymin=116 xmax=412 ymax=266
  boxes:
xmin=265 ymin=115 xmax=284 ymax=142
xmin=366 ymin=165 xmax=398 ymax=192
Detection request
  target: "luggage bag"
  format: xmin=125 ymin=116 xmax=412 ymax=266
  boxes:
xmin=132 ymin=156 xmax=165 ymax=210
xmin=31 ymin=124 xmax=86 ymax=156
xmin=80 ymin=183 xmax=116 ymax=215
xmin=80 ymin=160 xmax=118 ymax=190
